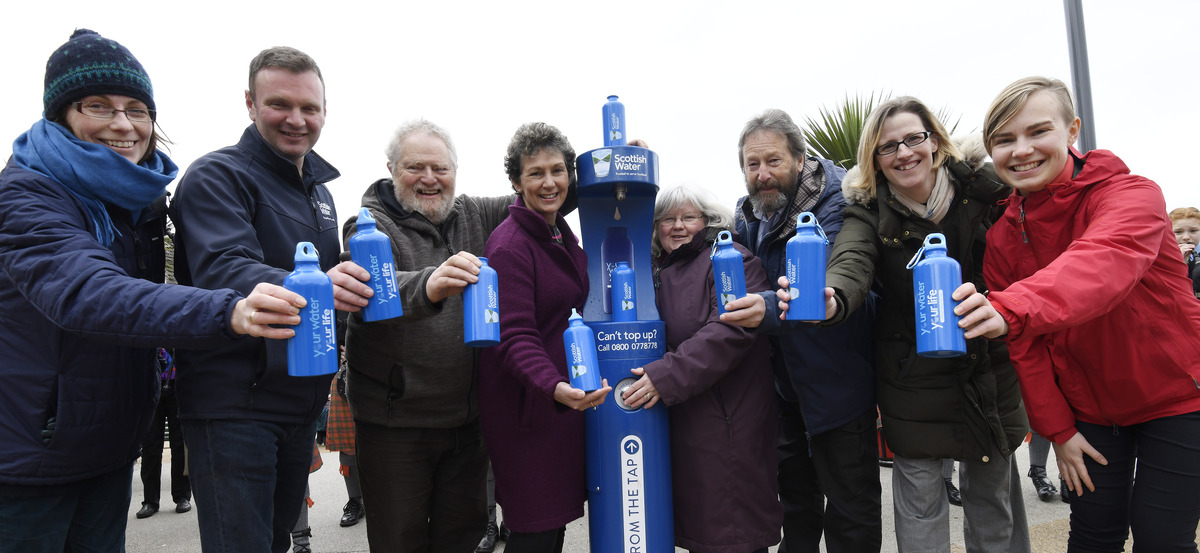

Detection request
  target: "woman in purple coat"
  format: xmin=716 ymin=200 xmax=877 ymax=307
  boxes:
xmin=622 ymin=185 xmax=782 ymax=553
xmin=479 ymin=123 xmax=612 ymax=553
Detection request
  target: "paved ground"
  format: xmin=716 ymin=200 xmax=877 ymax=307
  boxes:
xmin=124 ymin=441 xmax=1086 ymax=553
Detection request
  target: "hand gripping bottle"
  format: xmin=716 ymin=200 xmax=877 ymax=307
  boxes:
xmin=563 ymin=309 xmax=602 ymax=392
xmin=602 ymin=95 xmax=626 ymax=147
xmin=785 ymin=212 xmax=829 ymax=321
xmin=348 ymin=208 xmax=403 ymax=322
xmin=710 ymin=230 xmax=747 ymax=316
xmin=611 ymin=261 xmax=637 ymax=322
xmin=463 ymin=257 xmax=500 ymax=347
xmin=285 ymin=242 xmax=338 ymax=376
xmin=907 ymin=233 xmax=966 ymax=357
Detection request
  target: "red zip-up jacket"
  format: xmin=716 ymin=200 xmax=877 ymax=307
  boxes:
xmin=984 ymin=149 xmax=1200 ymax=444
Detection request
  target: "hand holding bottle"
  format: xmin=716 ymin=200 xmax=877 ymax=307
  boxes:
xmin=230 ymin=282 xmax=306 ymax=338
xmin=953 ymin=282 xmax=1009 ymax=339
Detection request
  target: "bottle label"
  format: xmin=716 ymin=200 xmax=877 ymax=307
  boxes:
xmin=915 ymin=281 xmax=948 ymax=334
xmin=485 ymin=283 xmax=499 ymax=324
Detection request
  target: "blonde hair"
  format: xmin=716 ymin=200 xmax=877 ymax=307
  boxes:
xmin=849 ymin=96 xmax=960 ymax=200
xmin=1169 ymin=207 xmax=1200 ymax=223
xmin=984 ymin=76 xmax=1076 ymax=153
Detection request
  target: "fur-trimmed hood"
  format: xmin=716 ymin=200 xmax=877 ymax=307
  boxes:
xmin=841 ymin=133 xmax=989 ymax=206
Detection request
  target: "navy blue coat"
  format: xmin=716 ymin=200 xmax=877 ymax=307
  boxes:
xmin=734 ymin=157 xmax=877 ymax=436
xmin=0 ymin=161 xmax=240 ymax=488
xmin=170 ymin=125 xmax=341 ymax=425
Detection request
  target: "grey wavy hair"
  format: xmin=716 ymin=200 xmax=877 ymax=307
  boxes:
xmin=737 ymin=108 xmax=807 ymax=169
xmin=651 ymin=185 xmax=734 ymax=258
xmin=385 ymin=119 xmax=459 ymax=169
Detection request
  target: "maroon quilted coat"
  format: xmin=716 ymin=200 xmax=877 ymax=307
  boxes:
xmin=643 ymin=229 xmax=782 ymax=553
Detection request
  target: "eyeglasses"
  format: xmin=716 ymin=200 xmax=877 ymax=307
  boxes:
xmin=875 ymin=131 xmax=932 ymax=156
xmin=658 ymin=214 xmax=703 ymax=226
xmin=74 ymin=101 xmax=156 ymax=123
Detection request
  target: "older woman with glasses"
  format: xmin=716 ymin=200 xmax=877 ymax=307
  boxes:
xmin=0 ymin=29 xmax=303 ymax=551
xmin=794 ymin=96 xmax=1031 ymax=553
xmin=620 ymin=185 xmax=781 ymax=553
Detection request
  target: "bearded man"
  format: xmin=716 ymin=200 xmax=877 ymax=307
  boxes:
xmin=341 ymin=119 xmax=576 ymax=553
xmin=730 ymin=109 xmax=883 ymax=553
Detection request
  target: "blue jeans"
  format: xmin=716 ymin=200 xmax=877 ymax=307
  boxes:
xmin=182 ymin=418 xmax=317 ymax=553
xmin=0 ymin=462 xmax=133 ymax=553
xmin=1068 ymin=411 xmax=1200 ymax=552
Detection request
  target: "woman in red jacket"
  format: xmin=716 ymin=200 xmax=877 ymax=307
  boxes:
xmin=971 ymin=76 xmax=1200 ymax=552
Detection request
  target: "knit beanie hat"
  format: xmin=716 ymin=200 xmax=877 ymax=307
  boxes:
xmin=43 ymin=29 xmax=155 ymax=120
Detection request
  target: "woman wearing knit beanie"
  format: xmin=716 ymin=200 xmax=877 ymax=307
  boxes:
xmin=0 ymin=29 xmax=309 ymax=552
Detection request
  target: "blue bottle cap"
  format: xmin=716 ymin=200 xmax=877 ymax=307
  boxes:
xmin=356 ymin=207 xmax=377 ymax=228
xmin=294 ymin=242 xmax=319 ymax=263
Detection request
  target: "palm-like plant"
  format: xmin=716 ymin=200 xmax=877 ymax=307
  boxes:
xmin=803 ymin=93 xmax=961 ymax=170
xmin=802 ymin=92 xmax=888 ymax=170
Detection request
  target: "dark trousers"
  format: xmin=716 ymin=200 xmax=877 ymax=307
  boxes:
xmin=355 ymin=419 xmax=489 ymax=553
xmin=1067 ymin=410 xmax=1200 ymax=552
xmin=777 ymin=401 xmax=882 ymax=553
xmin=0 ymin=463 xmax=133 ymax=553
xmin=182 ymin=418 xmax=317 ymax=553
xmin=505 ymin=526 xmax=565 ymax=553
xmin=141 ymin=385 xmax=190 ymax=505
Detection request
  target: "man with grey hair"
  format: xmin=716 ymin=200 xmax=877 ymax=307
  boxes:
xmin=341 ymin=119 xmax=575 ymax=553
xmin=727 ymin=108 xmax=882 ymax=553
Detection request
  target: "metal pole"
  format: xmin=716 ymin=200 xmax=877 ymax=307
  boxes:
xmin=1064 ymin=0 xmax=1097 ymax=151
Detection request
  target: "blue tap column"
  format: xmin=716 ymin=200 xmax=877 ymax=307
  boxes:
xmin=576 ymin=96 xmax=673 ymax=553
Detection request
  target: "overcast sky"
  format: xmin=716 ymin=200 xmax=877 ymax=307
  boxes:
xmin=3 ymin=0 xmax=1196 ymax=235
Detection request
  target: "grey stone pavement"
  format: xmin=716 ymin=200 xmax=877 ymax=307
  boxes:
xmin=124 ymin=440 xmax=1084 ymax=553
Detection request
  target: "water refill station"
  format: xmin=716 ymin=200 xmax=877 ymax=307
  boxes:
xmin=576 ymin=97 xmax=673 ymax=553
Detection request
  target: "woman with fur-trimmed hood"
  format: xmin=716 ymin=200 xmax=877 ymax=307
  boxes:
xmin=817 ymin=97 xmax=1031 ymax=553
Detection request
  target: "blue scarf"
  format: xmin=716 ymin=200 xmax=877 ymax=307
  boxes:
xmin=10 ymin=119 xmax=177 ymax=246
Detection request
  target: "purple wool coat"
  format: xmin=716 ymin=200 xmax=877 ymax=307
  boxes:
xmin=645 ymin=230 xmax=782 ymax=553
xmin=479 ymin=198 xmax=589 ymax=533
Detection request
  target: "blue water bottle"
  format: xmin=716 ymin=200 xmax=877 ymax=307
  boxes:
xmin=785 ymin=212 xmax=829 ymax=321
xmin=602 ymin=95 xmax=626 ymax=147
xmin=611 ymin=261 xmax=637 ymax=322
xmin=563 ymin=309 xmax=602 ymax=392
xmin=463 ymin=257 xmax=500 ymax=347
xmin=907 ymin=233 xmax=966 ymax=357
xmin=284 ymin=242 xmax=338 ymax=376
xmin=711 ymin=230 xmax=747 ymax=316
xmin=601 ymin=226 xmax=633 ymax=314
xmin=348 ymin=207 xmax=404 ymax=322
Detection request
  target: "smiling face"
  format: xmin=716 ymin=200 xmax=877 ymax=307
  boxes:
xmin=514 ymin=149 xmax=569 ymax=224
xmin=246 ymin=68 xmax=325 ymax=172
xmin=391 ymin=131 xmax=457 ymax=224
xmin=875 ymin=111 xmax=939 ymax=203
xmin=988 ymin=91 xmax=1080 ymax=195
xmin=741 ymin=130 xmax=801 ymax=214
xmin=63 ymin=94 xmax=152 ymax=164
xmin=656 ymin=202 xmax=706 ymax=255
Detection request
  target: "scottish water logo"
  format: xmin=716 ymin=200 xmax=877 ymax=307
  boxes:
xmin=594 ymin=149 xmax=612 ymax=178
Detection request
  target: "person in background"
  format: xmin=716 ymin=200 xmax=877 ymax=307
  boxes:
xmin=170 ymin=45 xmax=373 ymax=553
xmin=136 ymin=348 xmax=191 ymax=519
xmin=979 ymin=76 xmax=1200 ymax=551
xmin=815 ymin=96 xmax=1029 ymax=553
xmin=1026 ymin=432 xmax=1067 ymax=503
xmin=0 ymin=29 xmax=304 ymax=553
xmin=479 ymin=122 xmax=610 ymax=553
xmin=621 ymin=184 xmax=782 ymax=553
xmin=1169 ymin=206 xmax=1200 ymax=298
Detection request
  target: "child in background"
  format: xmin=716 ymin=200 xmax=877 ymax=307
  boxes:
xmin=1169 ymin=206 xmax=1200 ymax=297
